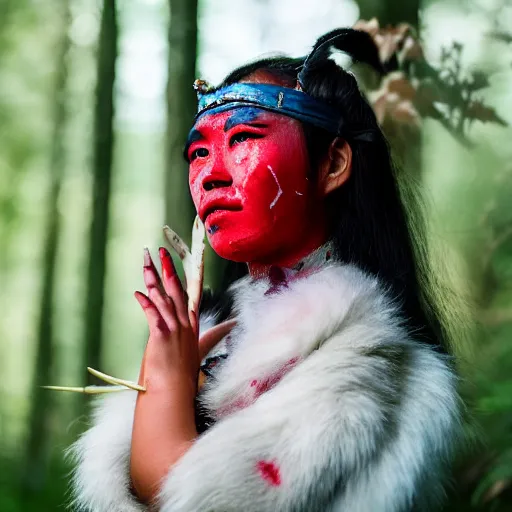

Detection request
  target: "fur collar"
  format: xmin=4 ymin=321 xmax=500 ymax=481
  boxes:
xmin=201 ymin=262 xmax=403 ymax=420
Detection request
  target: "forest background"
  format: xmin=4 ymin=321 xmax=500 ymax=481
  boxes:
xmin=1 ymin=0 xmax=512 ymax=510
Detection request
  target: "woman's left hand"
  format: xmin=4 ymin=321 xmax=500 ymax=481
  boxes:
xmin=136 ymin=247 xmax=200 ymax=391
xmin=130 ymin=247 xmax=200 ymax=504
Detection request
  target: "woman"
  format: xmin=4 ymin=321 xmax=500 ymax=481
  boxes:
xmin=69 ymin=28 xmax=460 ymax=511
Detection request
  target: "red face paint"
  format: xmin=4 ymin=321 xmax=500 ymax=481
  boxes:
xmin=187 ymin=107 xmax=327 ymax=269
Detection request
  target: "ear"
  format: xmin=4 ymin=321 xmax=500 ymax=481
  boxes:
xmin=318 ymin=137 xmax=352 ymax=196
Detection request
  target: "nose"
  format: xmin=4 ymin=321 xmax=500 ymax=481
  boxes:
xmin=201 ymin=155 xmax=233 ymax=191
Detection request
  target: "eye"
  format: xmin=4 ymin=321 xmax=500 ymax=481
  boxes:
xmin=229 ymin=132 xmax=264 ymax=146
xmin=190 ymin=147 xmax=209 ymax=161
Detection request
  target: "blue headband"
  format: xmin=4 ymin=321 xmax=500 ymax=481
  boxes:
xmin=194 ymin=83 xmax=375 ymax=142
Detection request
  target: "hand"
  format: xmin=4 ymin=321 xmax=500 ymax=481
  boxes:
xmin=130 ymin=247 xmax=199 ymax=504
xmin=135 ymin=247 xmax=200 ymax=393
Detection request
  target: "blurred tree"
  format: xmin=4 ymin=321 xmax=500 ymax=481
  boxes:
xmin=356 ymin=0 xmax=419 ymax=29
xmin=21 ymin=0 xmax=71 ymax=494
xmin=80 ymin=0 xmax=118 ymax=392
xmin=352 ymin=10 xmax=511 ymax=507
xmin=165 ymin=0 xmax=225 ymax=289
xmin=169 ymin=0 xmax=230 ymax=288
xmin=0 ymin=0 xmax=37 ymax=274
xmin=353 ymin=0 xmax=421 ymax=178
xmin=164 ymin=0 xmax=197 ymax=248
xmin=0 ymin=0 xmax=33 ymax=430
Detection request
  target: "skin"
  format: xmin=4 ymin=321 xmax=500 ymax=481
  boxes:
xmin=130 ymin=73 xmax=353 ymax=505
xmin=187 ymin=107 xmax=327 ymax=272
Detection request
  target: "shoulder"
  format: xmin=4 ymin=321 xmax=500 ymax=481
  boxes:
xmin=206 ymin=262 xmax=459 ymax=420
xmin=228 ymin=262 xmax=403 ymax=355
xmin=198 ymin=263 xmax=461 ymax=509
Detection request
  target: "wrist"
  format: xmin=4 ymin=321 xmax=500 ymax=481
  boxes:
xmin=143 ymin=370 xmax=198 ymax=397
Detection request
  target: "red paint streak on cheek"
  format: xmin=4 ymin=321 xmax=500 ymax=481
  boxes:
xmin=257 ymin=460 xmax=281 ymax=486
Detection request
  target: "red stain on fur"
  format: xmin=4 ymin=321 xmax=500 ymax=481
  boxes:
xmin=216 ymin=396 xmax=251 ymax=418
xmin=257 ymin=460 xmax=281 ymax=486
xmin=254 ymin=357 xmax=300 ymax=396
xmin=217 ymin=357 xmax=301 ymax=418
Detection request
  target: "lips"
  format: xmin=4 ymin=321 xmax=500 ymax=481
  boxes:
xmin=200 ymin=197 xmax=242 ymax=222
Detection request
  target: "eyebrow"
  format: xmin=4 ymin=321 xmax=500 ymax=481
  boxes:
xmin=223 ymin=108 xmax=267 ymax=131
xmin=183 ymin=128 xmax=204 ymax=160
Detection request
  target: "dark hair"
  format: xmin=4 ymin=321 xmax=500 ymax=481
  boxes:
xmin=201 ymin=29 xmax=449 ymax=352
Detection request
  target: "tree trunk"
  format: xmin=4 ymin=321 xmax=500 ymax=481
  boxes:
xmin=80 ymin=0 xmax=118 ymax=393
xmin=21 ymin=0 xmax=71 ymax=493
xmin=165 ymin=0 xmax=197 ymax=244
xmin=165 ymin=0 xmax=226 ymax=288
xmin=357 ymin=0 xmax=419 ymax=29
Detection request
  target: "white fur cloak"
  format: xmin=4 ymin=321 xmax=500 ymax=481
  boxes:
xmin=68 ymin=262 xmax=460 ymax=512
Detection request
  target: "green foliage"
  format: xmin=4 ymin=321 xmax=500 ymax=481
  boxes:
xmin=0 ymin=0 xmax=511 ymax=510
xmin=0 ymin=456 xmax=72 ymax=512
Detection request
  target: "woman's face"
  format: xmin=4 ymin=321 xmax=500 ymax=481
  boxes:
xmin=186 ymin=106 xmax=327 ymax=265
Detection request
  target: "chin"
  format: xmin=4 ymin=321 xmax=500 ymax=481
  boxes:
xmin=208 ymin=229 xmax=268 ymax=263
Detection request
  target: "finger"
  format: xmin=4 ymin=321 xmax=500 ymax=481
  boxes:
xmin=198 ymin=319 xmax=237 ymax=360
xmin=144 ymin=270 xmax=179 ymax=332
xmin=189 ymin=309 xmax=199 ymax=340
xmin=134 ymin=292 xmax=173 ymax=388
xmin=143 ymin=247 xmax=165 ymax=293
xmin=143 ymin=248 xmax=179 ymax=331
xmin=134 ymin=291 xmax=170 ymax=336
xmin=159 ymin=247 xmax=189 ymax=326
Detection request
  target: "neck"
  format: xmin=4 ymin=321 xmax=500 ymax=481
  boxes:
xmin=247 ymin=228 xmax=328 ymax=279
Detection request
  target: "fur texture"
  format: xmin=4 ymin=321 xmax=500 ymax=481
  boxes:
xmin=69 ymin=263 xmax=460 ymax=512
xmin=67 ymin=392 xmax=143 ymax=512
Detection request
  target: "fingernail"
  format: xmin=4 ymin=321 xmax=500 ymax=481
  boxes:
xmin=134 ymin=291 xmax=151 ymax=309
xmin=143 ymin=247 xmax=151 ymax=267
xmin=160 ymin=247 xmax=175 ymax=276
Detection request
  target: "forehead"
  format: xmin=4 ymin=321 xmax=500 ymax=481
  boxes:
xmin=192 ymin=106 xmax=287 ymax=131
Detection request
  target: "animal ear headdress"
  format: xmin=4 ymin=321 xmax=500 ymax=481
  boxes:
xmin=193 ymin=28 xmax=384 ymax=143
